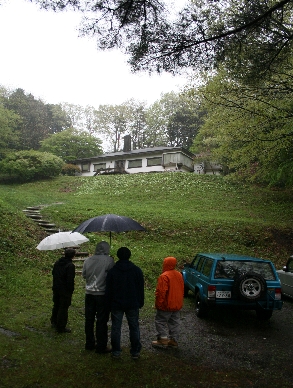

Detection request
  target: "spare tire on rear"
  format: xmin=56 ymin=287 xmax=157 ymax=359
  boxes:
xmin=233 ymin=272 xmax=267 ymax=301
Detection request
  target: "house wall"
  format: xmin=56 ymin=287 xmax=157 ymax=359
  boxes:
xmin=77 ymin=155 xmax=164 ymax=176
xmin=77 ymin=150 xmax=195 ymax=176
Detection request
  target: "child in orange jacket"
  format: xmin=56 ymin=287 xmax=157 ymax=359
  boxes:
xmin=152 ymin=256 xmax=184 ymax=348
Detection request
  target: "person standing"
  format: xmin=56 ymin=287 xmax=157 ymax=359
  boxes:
xmin=151 ymin=256 xmax=184 ymax=348
xmin=82 ymin=241 xmax=115 ymax=353
xmin=51 ymin=247 xmax=76 ymax=333
xmin=105 ymin=247 xmax=144 ymax=359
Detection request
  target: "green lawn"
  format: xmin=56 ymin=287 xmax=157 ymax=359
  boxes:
xmin=0 ymin=173 xmax=293 ymax=387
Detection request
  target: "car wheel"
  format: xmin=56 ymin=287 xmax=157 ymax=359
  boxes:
xmin=195 ymin=291 xmax=208 ymax=318
xmin=234 ymin=272 xmax=267 ymax=301
xmin=256 ymin=309 xmax=273 ymax=321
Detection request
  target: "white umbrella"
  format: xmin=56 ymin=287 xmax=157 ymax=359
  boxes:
xmin=36 ymin=231 xmax=89 ymax=251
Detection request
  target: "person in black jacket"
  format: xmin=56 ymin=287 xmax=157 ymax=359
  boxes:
xmin=51 ymin=248 xmax=76 ymax=333
xmin=105 ymin=247 xmax=144 ymax=359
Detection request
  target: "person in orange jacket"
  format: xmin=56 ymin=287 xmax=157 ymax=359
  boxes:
xmin=151 ymin=256 xmax=184 ymax=348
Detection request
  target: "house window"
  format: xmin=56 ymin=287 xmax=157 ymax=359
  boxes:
xmin=94 ymin=163 xmax=106 ymax=171
xmin=81 ymin=163 xmax=90 ymax=172
xmin=147 ymin=157 xmax=162 ymax=167
xmin=128 ymin=159 xmax=142 ymax=168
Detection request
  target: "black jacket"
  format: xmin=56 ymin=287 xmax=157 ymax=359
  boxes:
xmin=105 ymin=260 xmax=144 ymax=310
xmin=52 ymin=256 xmax=75 ymax=294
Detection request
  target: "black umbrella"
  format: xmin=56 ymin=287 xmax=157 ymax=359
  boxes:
xmin=72 ymin=214 xmax=146 ymax=245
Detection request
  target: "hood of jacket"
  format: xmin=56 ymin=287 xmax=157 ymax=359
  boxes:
xmin=162 ymin=257 xmax=177 ymax=272
xmin=94 ymin=241 xmax=110 ymax=256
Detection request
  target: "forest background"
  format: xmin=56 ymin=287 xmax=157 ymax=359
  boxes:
xmin=1 ymin=0 xmax=293 ymax=187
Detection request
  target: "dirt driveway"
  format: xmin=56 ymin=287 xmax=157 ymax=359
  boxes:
xmin=138 ymin=295 xmax=293 ymax=387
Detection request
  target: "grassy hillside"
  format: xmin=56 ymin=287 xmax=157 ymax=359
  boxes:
xmin=0 ymin=173 xmax=293 ymax=387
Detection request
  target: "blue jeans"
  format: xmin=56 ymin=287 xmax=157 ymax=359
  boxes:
xmin=111 ymin=309 xmax=142 ymax=357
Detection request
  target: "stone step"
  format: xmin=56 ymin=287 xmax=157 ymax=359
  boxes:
xmin=74 ymin=264 xmax=84 ymax=268
xmin=73 ymin=259 xmax=86 ymax=263
xmin=44 ymin=228 xmax=60 ymax=233
xmin=39 ymin=223 xmax=56 ymax=228
xmin=26 ymin=214 xmax=42 ymax=219
xmin=75 ymin=252 xmax=89 ymax=257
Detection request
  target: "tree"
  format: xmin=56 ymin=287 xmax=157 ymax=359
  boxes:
xmin=32 ymin=0 xmax=293 ymax=82
xmin=192 ymin=65 xmax=293 ymax=186
xmin=0 ymin=150 xmax=64 ymax=181
xmin=146 ymin=91 xmax=202 ymax=149
xmin=0 ymin=103 xmax=21 ymax=159
xmin=3 ymin=88 xmax=72 ymax=150
xmin=60 ymin=103 xmax=100 ymax=135
xmin=40 ymin=128 xmax=103 ymax=163
xmin=119 ymin=99 xmax=148 ymax=150
xmin=94 ymin=104 xmax=128 ymax=152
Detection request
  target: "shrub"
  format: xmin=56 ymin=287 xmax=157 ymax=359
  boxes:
xmin=61 ymin=163 xmax=81 ymax=176
xmin=0 ymin=150 xmax=64 ymax=182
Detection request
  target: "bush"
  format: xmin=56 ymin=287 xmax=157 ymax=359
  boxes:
xmin=61 ymin=163 xmax=81 ymax=176
xmin=0 ymin=150 xmax=64 ymax=182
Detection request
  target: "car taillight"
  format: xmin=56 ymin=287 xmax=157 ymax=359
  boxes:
xmin=275 ymin=288 xmax=282 ymax=300
xmin=208 ymin=285 xmax=216 ymax=299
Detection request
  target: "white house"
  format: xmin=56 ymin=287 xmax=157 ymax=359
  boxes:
xmin=75 ymin=145 xmax=195 ymax=176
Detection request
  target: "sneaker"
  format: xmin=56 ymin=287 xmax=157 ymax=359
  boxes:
xmin=168 ymin=339 xmax=178 ymax=348
xmin=96 ymin=347 xmax=112 ymax=354
xmin=111 ymin=353 xmax=121 ymax=359
xmin=57 ymin=327 xmax=71 ymax=333
xmin=85 ymin=345 xmax=96 ymax=351
xmin=151 ymin=338 xmax=169 ymax=348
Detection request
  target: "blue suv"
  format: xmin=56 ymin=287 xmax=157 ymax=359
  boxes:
xmin=182 ymin=253 xmax=283 ymax=320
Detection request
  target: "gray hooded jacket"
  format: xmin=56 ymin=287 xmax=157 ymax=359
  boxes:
xmin=82 ymin=241 xmax=115 ymax=295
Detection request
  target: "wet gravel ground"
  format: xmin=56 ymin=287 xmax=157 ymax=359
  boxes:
xmin=119 ymin=295 xmax=293 ymax=386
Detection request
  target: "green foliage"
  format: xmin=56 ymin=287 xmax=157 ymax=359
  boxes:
xmin=192 ymin=65 xmax=293 ymax=187
xmin=40 ymin=128 xmax=103 ymax=162
xmin=3 ymin=88 xmax=72 ymax=150
xmin=0 ymin=150 xmax=64 ymax=182
xmin=34 ymin=0 xmax=293 ymax=82
xmin=0 ymin=103 xmax=21 ymax=158
xmin=61 ymin=163 xmax=81 ymax=176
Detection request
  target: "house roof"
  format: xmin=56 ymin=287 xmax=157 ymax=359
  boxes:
xmin=75 ymin=146 xmax=195 ymax=162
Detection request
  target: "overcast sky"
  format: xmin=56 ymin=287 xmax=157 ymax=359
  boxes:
xmin=0 ymin=0 xmax=188 ymax=108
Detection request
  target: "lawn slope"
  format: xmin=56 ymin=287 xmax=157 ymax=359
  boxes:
xmin=0 ymin=173 xmax=293 ymax=387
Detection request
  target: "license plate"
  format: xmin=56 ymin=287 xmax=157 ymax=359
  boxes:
xmin=216 ymin=291 xmax=231 ymax=298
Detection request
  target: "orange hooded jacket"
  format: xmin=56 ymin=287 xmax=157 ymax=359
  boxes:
xmin=155 ymin=257 xmax=184 ymax=311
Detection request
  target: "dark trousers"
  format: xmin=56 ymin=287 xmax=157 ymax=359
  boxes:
xmin=51 ymin=291 xmax=72 ymax=332
xmin=111 ymin=308 xmax=142 ymax=357
xmin=85 ymin=294 xmax=109 ymax=351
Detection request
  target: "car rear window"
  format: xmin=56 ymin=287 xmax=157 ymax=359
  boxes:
xmin=214 ymin=260 xmax=276 ymax=280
